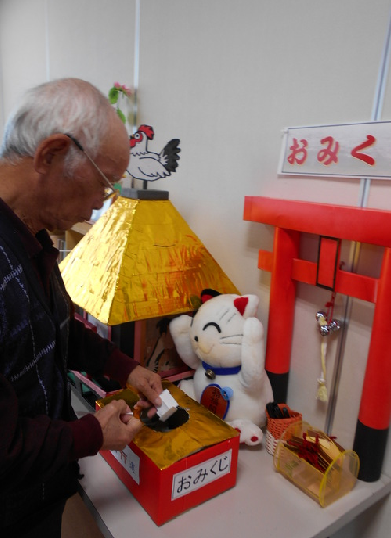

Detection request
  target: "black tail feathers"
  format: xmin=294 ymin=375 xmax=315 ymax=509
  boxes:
xmin=162 ymin=139 xmax=181 ymax=172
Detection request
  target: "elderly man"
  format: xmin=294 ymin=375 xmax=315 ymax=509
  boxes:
xmin=0 ymin=78 xmax=163 ymax=537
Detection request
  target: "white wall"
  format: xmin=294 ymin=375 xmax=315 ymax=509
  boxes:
xmin=0 ymin=0 xmax=136 ymax=119
xmin=1 ymin=1 xmax=390 ymax=536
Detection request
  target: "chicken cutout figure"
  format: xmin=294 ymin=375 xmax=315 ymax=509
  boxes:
xmin=129 ymin=124 xmax=180 ymax=184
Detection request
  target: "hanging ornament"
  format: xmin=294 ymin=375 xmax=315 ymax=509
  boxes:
xmin=316 ymin=292 xmax=341 ymax=402
xmin=316 ymin=312 xmax=329 ymax=401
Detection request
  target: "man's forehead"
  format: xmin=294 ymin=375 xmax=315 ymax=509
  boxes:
xmin=101 ymin=120 xmax=129 ymax=155
xmin=98 ymin=145 xmax=129 ymax=177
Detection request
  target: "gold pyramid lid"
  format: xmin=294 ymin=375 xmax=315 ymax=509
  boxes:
xmin=60 ymin=196 xmax=239 ymax=325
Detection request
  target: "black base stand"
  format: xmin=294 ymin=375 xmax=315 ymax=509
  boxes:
xmin=266 ymin=371 xmax=290 ymax=404
xmin=122 ymin=188 xmax=169 ymax=200
xmin=353 ymin=420 xmax=389 ymax=482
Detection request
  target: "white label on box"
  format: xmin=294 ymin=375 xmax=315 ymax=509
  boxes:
xmin=171 ymin=449 xmax=232 ymax=500
xmin=111 ymin=446 xmax=140 ymax=485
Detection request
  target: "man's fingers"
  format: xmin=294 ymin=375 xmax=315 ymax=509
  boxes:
xmin=96 ymin=404 xmax=144 ymax=451
xmin=105 ymin=399 xmax=130 ymax=417
xmin=127 ymin=366 xmax=163 ymax=406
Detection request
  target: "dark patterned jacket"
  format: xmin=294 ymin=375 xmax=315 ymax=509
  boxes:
xmin=0 ymin=201 xmax=137 ymax=529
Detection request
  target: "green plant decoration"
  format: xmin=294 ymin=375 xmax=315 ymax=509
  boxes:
xmin=108 ymin=82 xmax=133 ymax=126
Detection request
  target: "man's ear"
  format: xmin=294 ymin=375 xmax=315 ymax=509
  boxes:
xmin=34 ymin=134 xmax=72 ymax=175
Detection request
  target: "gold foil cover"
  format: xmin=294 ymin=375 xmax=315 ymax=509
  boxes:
xmin=96 ymin=381 xmax=239 ymax=470
xmin=60 ymin=197 xmax=239 ymax=325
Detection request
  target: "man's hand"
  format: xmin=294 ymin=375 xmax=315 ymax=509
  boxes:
xmin=94 ymin=399 xmax=143 ymax=451
xmin=127 ymin=365 xmax=163 ymax=407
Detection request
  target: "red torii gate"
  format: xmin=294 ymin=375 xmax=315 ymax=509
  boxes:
xmin=244 ymin=196 xmax=391 ymax=482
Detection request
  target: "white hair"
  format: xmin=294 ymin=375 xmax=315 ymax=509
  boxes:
xmin=0 ymin=78 xmax=114 ymax=173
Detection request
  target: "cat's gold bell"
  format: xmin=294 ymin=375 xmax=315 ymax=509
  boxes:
xmin=205 ymin=369 xmax=216 ymax=380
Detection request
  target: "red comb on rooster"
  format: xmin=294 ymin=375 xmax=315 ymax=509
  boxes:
xmin=129 ymin=125 xmax=180 ymax=185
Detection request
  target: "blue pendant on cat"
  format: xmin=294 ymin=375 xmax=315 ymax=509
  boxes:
xmin=200 ymin=383 xmax=233 ymax=419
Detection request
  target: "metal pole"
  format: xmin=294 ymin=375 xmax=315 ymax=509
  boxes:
xmin=325 ymin=242 xmax=360 ymax=434
xmin=325 ymin=11 xmax=391 ymax=435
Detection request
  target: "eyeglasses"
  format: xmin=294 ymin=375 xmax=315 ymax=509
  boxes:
xmin=64 ymin=133 xmax=118 ymax=200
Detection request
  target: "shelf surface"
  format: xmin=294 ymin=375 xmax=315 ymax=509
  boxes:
xmin=72 ymin=392 xmax=391 ymax=538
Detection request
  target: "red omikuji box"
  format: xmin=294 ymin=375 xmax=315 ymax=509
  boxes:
xmin=96 ymin=382 xmax=240 ymax=526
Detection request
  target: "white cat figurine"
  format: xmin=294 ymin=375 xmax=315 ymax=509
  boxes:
xmin=169 ymin=290 xmax=273 ymax=446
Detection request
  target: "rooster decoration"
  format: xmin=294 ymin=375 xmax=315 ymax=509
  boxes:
xmin=129 ymin=125 xmax=180 ymax=185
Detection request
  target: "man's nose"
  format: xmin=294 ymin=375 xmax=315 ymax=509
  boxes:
xmin=92 ymin=195 xmax=105 ymax=211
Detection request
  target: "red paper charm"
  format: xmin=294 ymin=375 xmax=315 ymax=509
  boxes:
xmin=200 ymin=385 xmax=230 ymax=419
